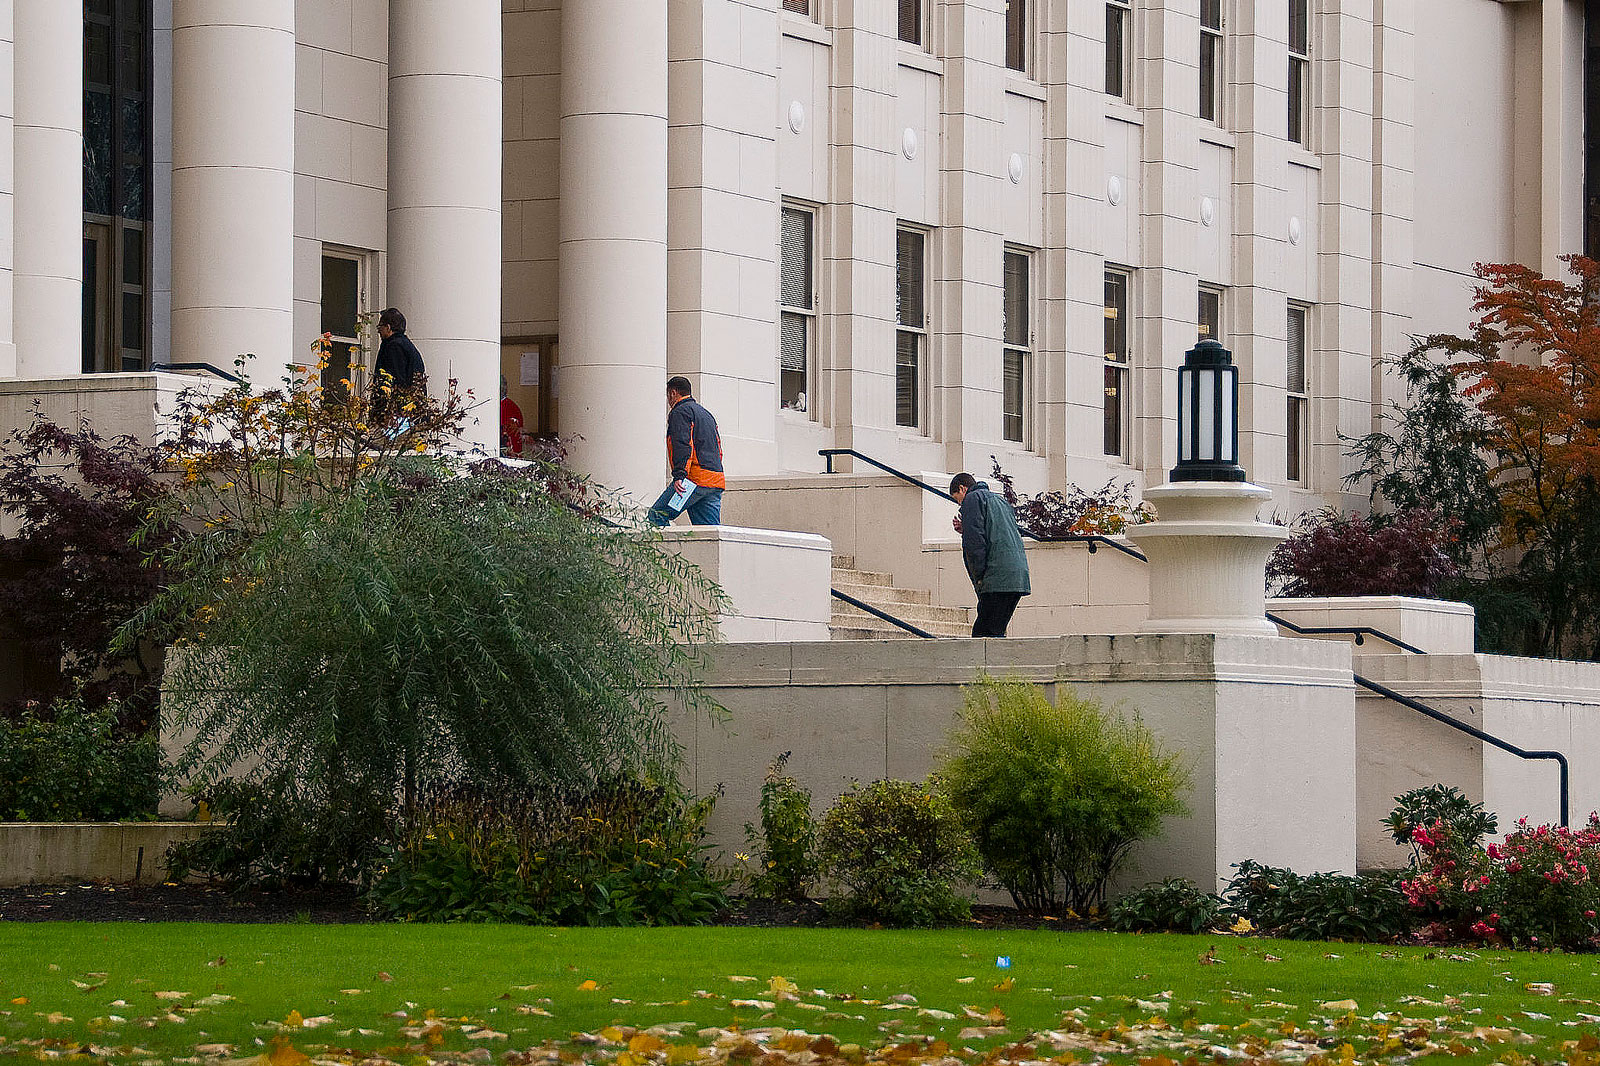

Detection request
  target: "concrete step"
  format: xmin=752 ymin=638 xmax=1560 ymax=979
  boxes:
xmin=829 ymin=625 xmax=928 ymax=641
xmin=830 ymin=605 xmax=971 ymax=637
xmin=832 ymin=553 xmax=856 ymax=571
xmin=830 ymin=566 xmax=896 ymax=588
xmin=831 ymin=580 xmax=932 ymax=607
xmin=831 ymin=599 xmax=970 ymax=626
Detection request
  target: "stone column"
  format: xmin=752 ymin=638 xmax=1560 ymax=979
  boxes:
xmin=0 ymin=0 xmax=14 ymax=377
xmin=170 ymin=1 xmax=295 ymax=380
xmin=560 ymin=0 xmax=667 ymax=501
xmin=12 ymin=0 xmax=81 ymax=377
xmin=388 ymin=0 xmax=501 ymax=453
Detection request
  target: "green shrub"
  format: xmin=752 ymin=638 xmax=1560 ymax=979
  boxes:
xmin=1385 ymin=785 xmax=1497 ymax=868
xmin=165 ymin=779 xmax=390 ymax=889
xmin=370 ymin=777 xmax=730 ymax=925
xmin=936 ymin=677 xmax=1189 ymax=916
xmin=1108 ymin=878 xmax=1227 ymax=933
xmin=742 ymin=752 xmax=816 ymax=903
xmin=0 ymin=691 xmax=161 ymax=821
xmin=814 ymin=779 xmax=979 ymax=927
xmin=1226 ymin=860 xmax=1413 ymax=941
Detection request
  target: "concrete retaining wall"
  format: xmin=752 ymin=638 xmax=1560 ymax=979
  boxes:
xmin=677 ymin=633 xmax=1355 ymax=892
xmin=0 ymin=822 xmax=208 ymax=886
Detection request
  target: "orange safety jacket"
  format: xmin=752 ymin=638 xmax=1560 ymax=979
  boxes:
xmin=666 ymin=395 xmax=726 ymax=489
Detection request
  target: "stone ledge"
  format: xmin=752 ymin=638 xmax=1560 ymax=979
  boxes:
xmin=0 ymin=822 xmax=209 ymax=886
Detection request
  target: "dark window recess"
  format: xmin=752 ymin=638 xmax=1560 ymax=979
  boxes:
xmin=900 ymin=0 xmax=922 ymax=46
xmin=782 ymin=0 xmax=808 ymax=12
xmin=83 ymin=0 xmax=153 ymax=374
xmin=1106 ymin=1 xmax=1130 ymax=98
xmin=1200 ymin=0 xmax=1222 ymax=122
xmin=1006 ymin=0 xmax=1028 ymax=72
xmin=321 ymin=256 xmax=362 ymax=397
xmin=1585 ymin=0 xmax=1600 ymax=257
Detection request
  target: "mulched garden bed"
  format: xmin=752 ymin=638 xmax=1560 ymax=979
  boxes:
xmin=0 ymin=882 xmax=1061 ymax=929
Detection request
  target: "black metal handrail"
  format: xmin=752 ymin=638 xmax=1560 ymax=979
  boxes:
xmin=1354 ymin=673 xmax=1569 ymax=827
xmin=1266 ymin=612 xmax=1426 ymax=655
xmin=831 ymin=588 xmax=936 ymax=639
xmin=818 ymin=447 xmax=1149 ymax=561
xmin=150 ymin=361 xmax=244 ymax=383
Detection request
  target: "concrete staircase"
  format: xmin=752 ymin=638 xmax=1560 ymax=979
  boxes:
xmin=829 ymin=555 xmax=972 ymax=639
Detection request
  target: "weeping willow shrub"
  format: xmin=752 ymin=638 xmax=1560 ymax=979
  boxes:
xmin=127 ymin=462 xmax=727 ymax=882
xmin=937 ymin=676 xmax=1190 ymax=917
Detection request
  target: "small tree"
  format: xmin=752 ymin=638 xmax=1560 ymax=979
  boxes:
xmin=937 ymin=677 xmax=1189 ymax=916
xmin=989 ymin=459 xmax=1154 ymax=538
xmin=123 ymin=353 xmax=727 ymax=881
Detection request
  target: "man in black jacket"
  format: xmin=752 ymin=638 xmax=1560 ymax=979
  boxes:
xmin=371 ymin=307 xmax=426 ymax=423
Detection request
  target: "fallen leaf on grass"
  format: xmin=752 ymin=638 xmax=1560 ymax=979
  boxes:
xmin=515 ymin=1005 xmax=553 ymax=1017
xmin=1320 ymin=1000 xmax=1359 ymax=1012
xmin=958 ymin=1026 xmax=1008 ymax=1040
xmin=727 ymin=976 xmax=757 ymax=984
xmin=577 ymin=980 xmax=600 ymax=992
xmin=195 ymin=995 xmax=234 ymax=1007
xmin=769 ymin=977 xmax=799 ymax=996
xmin=259 ymin=1035 xmax=310 ymax=1066
xmin=154 ymin=991 xmax=190 ymax=1001
xmin=730 ymin=1000 xmax=776 ymax=1010
xmin=1526 ymin=983 xmax=1556 ymax=996
xmin=376 ymin=972 xmax=393 ymax=983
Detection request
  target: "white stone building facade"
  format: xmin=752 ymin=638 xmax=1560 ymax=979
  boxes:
xmin=0 ymin=0 xmax=1589 ymax=509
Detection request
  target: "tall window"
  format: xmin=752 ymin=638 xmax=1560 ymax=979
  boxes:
xmin=896 ymin=228 xmax=927 ymax=429
xmin=1003 ymin=250 xmax=1032 ymax=444
xmin=1006 ymin=0 xmax=1029 ymax=73
xmin=1200 ymin=0 xmax=1223 ymax=123
xmin=780 ymin=205 xmax=816 ymax=414
xmin=1198 ymin=284 xmax=1222 ymax=342
xmin=1287 ymin=304 xmax=1309 ymax=482
xmin=1106 ymin=0 xmax=1132 ymax=98
xmin=320 ymin=251 xmax=367 ymax=400
xmin=1288 ymin=0 xmax=1310 ymax=144
xmin=900 ymin=0 xmax=923 ymax=46
xmin=1104 ymin=269 xmax=1131 ymax=458
xmin=83 ymin=0 xmax=152 ymax=373
xmin=782 ymin=0 xmax=809 ymax=13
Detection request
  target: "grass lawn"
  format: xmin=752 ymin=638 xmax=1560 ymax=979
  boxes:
xmin=1 ymin=925 xmax=1597 ymax=1066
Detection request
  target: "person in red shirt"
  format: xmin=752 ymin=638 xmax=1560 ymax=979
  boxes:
xmin=499 ymin=376 xmax=525 ymax=457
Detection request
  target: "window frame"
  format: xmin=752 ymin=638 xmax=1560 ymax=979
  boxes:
xmin=1288 ymin=0 xmax=1310 ymax=145
xmin=319 ymin=246 xmax=372 ymax=399
xmin=895 ymin=226 xmax=929 ymax=432
xmin=1006 ymin=0 xmax=1030 ymax=74
xmin=779 ymin=202 xmax=818 ymax=417
xmin=899 ymin=0 xmax=926 ymax=48
xmin=1200 ymin=0 xmax=1223 ymax=124
xmin=1286 ymin=302 xmax=1310 ymax=484
xmin=1106 ymin=0 xmax=1133 ymax=100
xmin=1002 ymin=248 xmax=1033 ymax=446
xmin=1198 ymin=283 xmax=1224 ymax=344
xmin=1103 ymin=267 xmax=1132 ymax=460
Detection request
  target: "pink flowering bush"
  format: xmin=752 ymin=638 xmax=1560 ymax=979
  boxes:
xmin=1403 ymin=813 xmax=1600 ymax=949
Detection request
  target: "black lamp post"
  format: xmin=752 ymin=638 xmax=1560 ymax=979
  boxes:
xmin=1171 ymin=338 xmax=1246 ymax=482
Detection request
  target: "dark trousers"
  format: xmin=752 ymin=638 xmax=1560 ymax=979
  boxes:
xmin=972 ymin=591 xmax=1023 ymax=637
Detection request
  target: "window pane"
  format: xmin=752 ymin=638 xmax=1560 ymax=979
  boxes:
xmin=1103 ymin=272 xmax=1128 ymax=365
xmin=1288 ymin=57 xmax=1306 ymax=143
xmin=896 ymin=331 xmax=920 ymax=427
xmin=1104 ymin=365 xmax=1124 ymax=456
xmin=321 ymin=256 xmax=360 ymax=338
xmin=1200 ymin=32 xmax=1219 ymax=122
xmin=84 ymin=91 xmax=113 ymax=214
xmin=1287 ymin=397 xmax=1304 ymax=481
xmin=781 ymin=313 xmax=808 ymax=411
xmin=896 ymin=230 xmax=925 ymax=327
xmin=83 ymin=238 xmax=100 ymax=374
xmin=1003 ymin=252 xmax=1029 ymax=347
xmin=1287 ymin=307 xmax=1307 ymax=393
xmin=1006 ymin=0 xmax=1027 ymax=72
xmin=781 ymin=208 xmax=813 ymax=310
xmin=85 ymin=22 xmax=113 ymax=86
xmin=122 ymin=226 xmax=144 ymax=286
xmin=1201 ymin=0 xmax=1222 ymax=31
xmin=1003 ymin=350 xmax=1024 ymax=442
xmin=121 ymin=291 xmax=144 ymax=351
xmin=1289 ymin=0 xmax=1309 ymax=55
xmin=1198 ymin=287 xmax=1220 ymax=341
xmin=900 ymin=0 xmax=921 ymax=45
xmin=1105 ymin=4 xmax=1126 ymax=97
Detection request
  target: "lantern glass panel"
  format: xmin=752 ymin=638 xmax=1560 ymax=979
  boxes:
xmin=1197 ymin=369 xmax=1217 ymax=460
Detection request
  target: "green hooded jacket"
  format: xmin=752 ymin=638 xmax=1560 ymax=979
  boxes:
xmin=957 ymin=482 xmax=1032 ymax=595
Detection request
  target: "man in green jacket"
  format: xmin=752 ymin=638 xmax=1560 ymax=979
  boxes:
xmin=950 ymin=472 xmax=1032 ymax=637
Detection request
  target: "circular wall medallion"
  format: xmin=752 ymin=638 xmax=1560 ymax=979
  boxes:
xmin=1008 ymin=153 xmax=1024 ymax=184
xmin=1288 ymin=216 xmax=1302 ymax=246
xmin=1200 ymin=196 xmax=1215 ymax=227
xmin=787 ymin=101 xmax=806 ymax=134
xmin=1107 ymin=175 xmax=1123 ymax=206
xmin=902 ymin=127 xmax=919 ymax=160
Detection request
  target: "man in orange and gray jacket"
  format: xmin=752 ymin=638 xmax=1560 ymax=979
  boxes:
xmin=648 ymin=375 xmax=726 ymax=526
